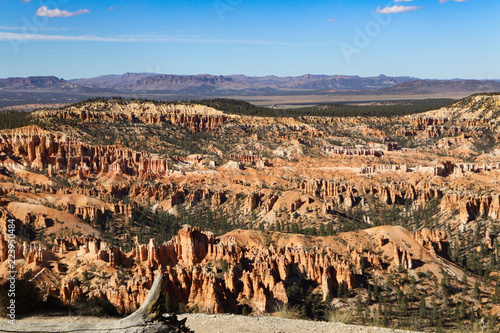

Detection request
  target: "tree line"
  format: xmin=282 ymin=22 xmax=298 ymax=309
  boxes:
xmin=196 ymin=98 xmax=455 ymax=118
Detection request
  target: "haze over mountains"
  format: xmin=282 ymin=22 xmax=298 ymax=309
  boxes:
xmin=1 ymin=73 xmax=500 ymax=107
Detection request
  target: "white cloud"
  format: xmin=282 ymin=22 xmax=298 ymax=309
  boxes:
xmin=0 ymin=32 xmax=115 ymax=41
xmin=439 ymin=0 xmax=468 ymax=3
xmin=0 ymin=25 xmax=70 ymax=31
xmin=327 ymin=18 xmax=336 ymax=22
xmin=36 ymin=6 xmax=89 ymax=18
xmin=0 ymin=32 xmax=337 ymax=46
xmin=395 ymin=0 xmax=414 ymax=2
xmin=376 ymin=5 xmax=421 ymax=14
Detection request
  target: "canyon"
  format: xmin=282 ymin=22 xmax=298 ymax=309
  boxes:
xmin=1 ymin=94 xmax=500 ymax=331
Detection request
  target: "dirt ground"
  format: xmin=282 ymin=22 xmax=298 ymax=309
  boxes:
xmin=178 ymin=314 xmax=422 ymax=333
xmin=3 ymin=313 xmax=422 ymax=333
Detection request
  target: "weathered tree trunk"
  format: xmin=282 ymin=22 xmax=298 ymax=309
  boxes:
xmin=0 ymin=274 xmax=192 ymax=333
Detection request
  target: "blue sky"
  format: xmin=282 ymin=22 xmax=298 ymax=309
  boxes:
xmin=0 ymin=0 xmax=498 ymax=79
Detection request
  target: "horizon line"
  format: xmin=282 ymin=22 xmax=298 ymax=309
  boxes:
xmin=1 ymin=73 xmax=499 ymax=81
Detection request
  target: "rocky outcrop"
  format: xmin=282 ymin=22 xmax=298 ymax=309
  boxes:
xmin=229 ymin=154 xmax=272 ymax=167
xmin=265 ymin=194 xmax=279 ymax=213
xmin=394 ymin=245 xmax=412 ymax=269
xmin=211 ymin=191 xmax=227 ymax=208
xmin=300 ymin=179 xmax=432 ymax=207
xmin=60 ymin=278 xmax=84 ymax=304
xmin=324 ymin=146 xmax=383 ymax=157
xmin=441 ymin=192 xmax=500 ymax=223
xmin=0 ymin=126 xmax=169 ymax=178
xmin=245 ymin=192 xmax=264 ymax=213
xmin=360 ymin=164 xmax=408 ymax=174
xmin=30 ymin=227 xmax=359 ymax=315
xmin=37 ymin=102 xmax=228 ymax=132
xmin=412 ymin=228 xmax=449 ymax=257
xmin=22 ymin=242 xmax=48 ymax=265
xmin=128 ymin=227 xmax=356 ymax=313
xmin=188 ymin=188 xmax=210 ymax=207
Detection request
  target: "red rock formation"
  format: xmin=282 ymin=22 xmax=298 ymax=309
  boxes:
xmin=22 ymin=241 xmax=48 ymax=265
xmin=412 ymin=228 xmax=449 ymax=257
xmin=39 ymin=227 xmax=360 ymax=314
xmin=0 ymin=126 xmax=169 ymax=179
xmin=324 ymin=146 xmax=383 ymax=157
xmin=289 ymin=197 xmax=305 ymax=212
xmin=229 ymin=154 xmax=271 ymax=167
xmin=441 ymin=192 xmax=500 ymax=223
xmin=211 ymin=191 xmax=227 ymax=208
xmin=60 ymin=278 xmax=84 ymax=304
xmin=245 ymin=192 xmax=264 ymax=213
xmin=75 ymin=206 xmax=105 ymax=222
xmin=300 ymin=178 xmax=444 ymax=210
xmin=410 ymin=116 xmax=448 ymax=128
xmin=38 ymin=102 xmax=228 ymax=132
xmin=265 ymin=194 xmax=279 ymax=213
xmin=188 ymin=188 xmax=210 ymax=207
xmin=394 ymin=245 xmax=412 ymax=269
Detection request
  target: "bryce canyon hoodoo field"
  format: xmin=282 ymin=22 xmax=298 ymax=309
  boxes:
xmin=0 ymin=93 xmax=499 ymax=331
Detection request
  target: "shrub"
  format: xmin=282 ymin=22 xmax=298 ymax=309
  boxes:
xmin=274 ymin=302 xmax=299 ymax=319
xmin=326 ymin=306 xmax=355 ymax=324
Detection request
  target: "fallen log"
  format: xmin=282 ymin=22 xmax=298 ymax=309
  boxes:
xmin=0 ymin=274 xmax=193 ymax=333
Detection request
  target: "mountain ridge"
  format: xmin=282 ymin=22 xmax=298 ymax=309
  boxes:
xmin=1 ymin=74 xmax=499 ymax=107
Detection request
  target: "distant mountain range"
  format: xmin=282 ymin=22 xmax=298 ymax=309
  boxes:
xmin=1 ymin=74 xmax=499 ymax=107
xmin=68 ymin=73 xmax=418 ymax=93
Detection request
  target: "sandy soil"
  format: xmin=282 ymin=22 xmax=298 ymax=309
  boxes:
xmin=4 ymin=314 xmax=422 ymax=333
xmin=178 ymin=314 xmax=422 ymax=333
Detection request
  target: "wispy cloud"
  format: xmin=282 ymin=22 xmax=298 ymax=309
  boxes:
xmin=36 ymin=6 xmax=90 ymax=18
xmin=327 ymin=18 xmax=336 ymax=22
xmin=376 ymin=5 xmax=421 ymax=14
xmin=395 ymin=0 xmax=414 ymax=2
xmin=439 ymin=0 xmax=468 ymax=3
xmin=0 ymin=32 xmax=336 ymax=46
xmin=107 ymin=6 xmax=114 ymax=11
xmin=22 ymin=0 xmax=33 ymax=2
xmin=0 ymin=32 xmax=116 ymax=42
xmin=0 ymin=25 xmax=70 ymax=31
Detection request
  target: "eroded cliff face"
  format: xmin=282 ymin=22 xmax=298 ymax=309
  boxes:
xmin=47 ymin=226 xmax=356 ymax=314
xmin=36 ymin=102 xmax=229 ymax=132
xmin=6 ymin=225 xmax=453 ymax=315
xmin=0 ymin=126 xmax=169 ymax=179
xmin=397 ymin=95 xmax=500 ymax=140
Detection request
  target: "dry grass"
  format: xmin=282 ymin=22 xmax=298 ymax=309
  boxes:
xmin=274 ymin=303 xmax=299 ymax=319
xmin=325 ymin=306 xmax=355 ymax=325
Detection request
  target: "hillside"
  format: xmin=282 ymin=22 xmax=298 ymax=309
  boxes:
xmin=1 ymin=94 xmax=500 ymax=331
